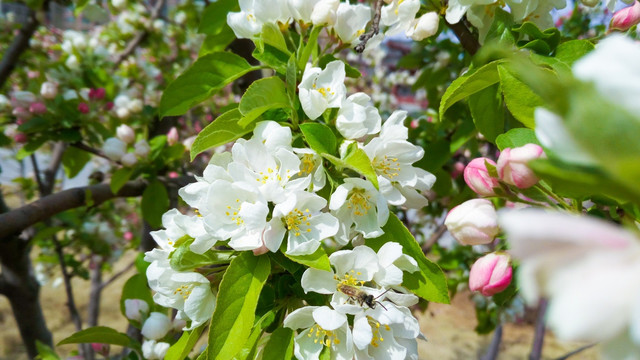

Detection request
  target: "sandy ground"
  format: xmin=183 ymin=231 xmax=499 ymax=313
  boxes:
xmin=0 ymin=255 xmax=600 ymax=360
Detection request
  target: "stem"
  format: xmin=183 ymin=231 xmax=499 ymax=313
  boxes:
xmin=529 ymin=298 xmax=548 ymax=360
xmin=100 ymin=261 xmax=135 ymax=291
xmin=480 ymin=324 xmax=503 ymax=360
xmin=354 ymin=0 xmax=384 ymax=53
xmin=421 ymin=224 xmax=446 ymax=253
xmin=554 ymin=343 xmax=597 ymax=360
xmin=445 ymin=19 xmax=481 ymax=55
xmin=71 ymin=142 xmax=119 ymax=164
xmin=535 ymin=185 xmax=572 ymax=211
xmin=0 ymin=4 xmax=41 ymax=89
xmin=51 ymin=236 xmax=84 ymax=332
xmin=30 ymin=154 xmax=45 ymax=195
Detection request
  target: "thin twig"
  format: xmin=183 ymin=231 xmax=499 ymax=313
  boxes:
xmin=113 ymin=0 xmax=166 ymax=67
xmin=445 ymin=19 xmax=481 ymax=55
xmin=30 ymin=154 xmax=46 ymax=195
xmin=355 ymin=0 xmax=384 ymax=53
xmin=422 ymin=224 xmax=447 ymax=253
xmin=99 ymin=261 xmax=135 ymax=291
xmin=554 ymin=343 xmax=597 ymax=360
xmin=529 ymin=298 xmax=549 ymax=360
xmin=480 ymin=324 xmax=503 ymax=360
xmin=51 ymin=236 xmax=84 ymax=332
xmin=71 ymin=142 xmax=117 ymax=163
xmin=0 ymin=7 xmax=39 ymax=89
xmin=43 ymin=142 xmax=67 ymax=195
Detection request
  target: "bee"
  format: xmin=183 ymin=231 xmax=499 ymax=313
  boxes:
xmin=336 ymin=283 xmax=389 ymax=310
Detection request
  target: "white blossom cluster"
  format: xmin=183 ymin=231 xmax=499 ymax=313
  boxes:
xmin=227 ymin=0 xmax=439 ymax=45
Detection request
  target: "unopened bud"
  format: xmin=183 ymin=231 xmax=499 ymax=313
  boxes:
xmin=406 ymin=12 xmax=439 ymax=41
xmin=91 ymin=343 xmax=110 ymax=357
xmin=469 ymin=252 xmax=512 ymax=296
xmin=40 ymin=82 xmax=58 ymax=99
xmin=124 ymin=298 xmax=149 ymax=322
xmin=134 ymin=139 xmax=150 ymax=158
xmin=497 ymin=144 xmax=545 ymax=189
xmin=103 ymin=138 xmax=126 ymax=161
xmin=121 ymin=153 xmax=138 ymax=167
xmin=464 ymin=157 xmax=499 ymax=196
xmin=167 ymin=127 xmax=179 ymax=146
xmin=89 ymin=88 xmax=106 ymax=101
xmin=610 ymin=1 xmax=640 ymax=31
xmin=444 ymin=199 xmax=499 ymax=246
xmin=29 ymin=102 xmax=47 ymax=115
xmin=141 ymin=312 xmax=171 ymax=340
xmin=78 ymin=102 xmax=90 ymax=114
xmin=116 ymin=124 xmax=136 ymax=144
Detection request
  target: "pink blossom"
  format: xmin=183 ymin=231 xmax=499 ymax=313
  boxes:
xmin=168 ymin=171 xmax=179 ymax=179
xmin=78 ymin=102 xmax=90 ymax=114
xmin=167 ymin=127 xmax=179 ymax=146
xmin=611 ymin=1 xmax=640 ymax=31
xmin=91 ymin=343 xmax=110 ymax=357
xmin=123 ymin=231 xmax=134 ymax=241
xmin=444 ymin=199 xmax=499 ymax=246
xmin=89 ymin=88 xmax=106 ymax=100
xmin=497 ymin=144 xmax=545 ymax=189
xmin=469 ymin=253 xmax=512 ymax=296
xmin=14 ymin=133 xmax=28 ymax=143
xmin=463 ymin=157 xmax=499 ymax=196
xmin=12 ymin=107 xmax=32 ymax=120
xmin=29 ymin=102 xmax=47 ymax=115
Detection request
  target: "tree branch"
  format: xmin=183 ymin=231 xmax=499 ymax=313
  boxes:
xmin=529 ymin=298 xmax=549 ymax=360
xmin=112 ymin=0 xmax=166 ymax=68
xmin=0 ymin=7 xmax=40 ymax=89
xmin=71 ymin=142 xmax=118 ymax=164
xmin=51 ymin=235 xmax=84 ymax=332
xmin=99 ymin=261 xmax=135 ymax=291
xmin=446 ymin=19 xmax=480 ymax=55
xmin=355 ymin=0 xmax=384 ymax=53
xmin=0 ymin=176 xmax=193 ymax=239
xmin=30 ymin=154 xmax=46 ymax=195
xmin=43 ymin=142 xmax=67 ymax=195
xmin=422 ymin=224 xmax=447 ymax=253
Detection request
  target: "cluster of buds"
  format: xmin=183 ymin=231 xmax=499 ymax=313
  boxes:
xmin=102 ymin=124 xmax=150 ymax=167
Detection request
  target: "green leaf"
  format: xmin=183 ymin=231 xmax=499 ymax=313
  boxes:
xmin=61 ymin=146 xmax=91 ymax=179
xmin=512 ymin=22 xmax=561 ymax=55
xmin=495 ymin=128 xmax=540 ymax=151
xmin=190 ymin=108 xmax=256 ymax=160
xmin=110 ymin=167 xmax=133 ymax=194
xmin=234 ymin=311 xmax=277 ymax=360
xmin=299 ymin=122 xmax=337 ymax=155
xmin=159 ymin=52 xmax=258 ymax=117
xmin=554 ymin=40 xmax=594 ymax=65
xmin=237 ymin=77 xmax=291 ymax=127
xmin=262 ymin=23 xmax=290 ymax=55
xmin=319 ymin=54 xmax=361 ymax=78
xmin=484 ymin=8 xmax=515 ymax=45
xmin=200 ymin=26 xmax=236 ymax=56
xmin=498 ymin=64 xmax=544 ymax=128
xmin=58 ymin=327 xmax=137 ymax=348
xmin=253 ymin=44 xmax=290 ymax=75
xmin=366 ymin=214 xmax=450 ymax=304
xmin=35 ymin=341 xmax=61 ymax=360
xmin=439 ymin=60 xmax=502 ymax=119
xmin=285 ymin=246 xmax=332 ymax=272
xmin=286 ymin=54 xmax=297 ymax=104
xmin=322 ymin=146 xmax=379 ymax=190
xmin=141 ymin=181 xmax=169 ymax=228
xmin=170 ymin=241 xmax=234 ymax=272
xmin=198 ymin=0 xmax=239 ymax=35
xmin=468 ymin=83 xmax=504 ymax=142
xmin=208 ymin=253 xmax=271 ymax=360
xmin=119 ymin=274 xmax=153 ymax=321
xmin=262 ymin=328 xmax=294 ymax=360
xmin=165 ymin=325 xmax=205 ymax=360
xmin=298 ymin=26 xmax=322 ymax=68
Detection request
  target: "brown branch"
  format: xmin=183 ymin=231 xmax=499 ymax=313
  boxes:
xmin=112 ymin=0 xmax=166 ymax=68
xmin=529 ymin=298 xmax=548 ymax=360
xmin=446 ymin=19 xmax=481 ymax=55
xmin=0 ymin=8 xmax=40 ymax=89
xmin=355 ymin=0 xmax=384 ymax=53
xmin=43 ymin=142 xmax=67 ymax=195
xmin=99 ymin=261 xmax=135 ymax=291
xmin=422 ymin=224 xmax=447 ymax=253
xmin=52 ymin=235 xmax=84 ymax=332
xmin=30 ymin=154 xmax=46 ymax=195
xmin=0 ymin=175 xmax=194 ymax=239
xmin=71 ymin=142 xmax=117 ymax=164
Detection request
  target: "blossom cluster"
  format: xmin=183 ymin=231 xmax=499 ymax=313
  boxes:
xmin=228 ymin=0 xmax=439 ymax=45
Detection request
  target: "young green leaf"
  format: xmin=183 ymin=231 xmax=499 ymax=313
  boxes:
xmin=165 ymin=325 xmax=206 ymax=360
xmin=468 ymin=83 xmax=505 ymax=143
xmin=57 ymin=327 xmax=139 ymax=350
xmin=198 ymin=0 xmax=239 ymax=35
xmin=110 ymin=167 xmax=133 ymax=194
xmin=299 ymin=122 xmax=337 ymax=155
xmin=495 ymin=128 xmax=540 ymax=151
xmin=141 ymin=180 xmax=169 ymax=228
xmin=190 ymin=108 xmax=256 ymax=160
xmin=237 ymin=77 xmax=291 ymax=127
xmin=208 ymin=253 xmax=271 ymax=360
xmin=61 ymin=146 xmax=91 ymax=179
xmin=498 ymin=64 xmax=544 ymax=128
xmin=285 ymin=246 xmax=332 ymax=272
xmin=262 ymin=328 xmax=295 ymax=360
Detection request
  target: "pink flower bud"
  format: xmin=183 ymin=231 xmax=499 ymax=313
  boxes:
xmin=464 ymin=157 xmax=499 ymax=196
xmin=444 ymin=199 xmax=499 ymax=246
xmin=469 ymin=253 xmax=512 ymax=296
xmin=497 ymin=144 xmax=545 ymax=189
xmin=27 ymin=71 xmax=40 ymax=79
xmin=14 ymin=133 xmax=28 ymax=143
xmin=11 ymin=91 xmax=36 ymax=108
xmin=91 ymin=343 xmax=110 ymax=357
xmin=12 ymin=106 xmax=32 ymax=120
xmin=168 ymin=171 xmax=179 ymax=178
xmin=105 ymin=101 xmax=114 ymax=110
xmin=123 ymin=231 xmax=134 ymax=241
xmin=29 ymin=102 xmax=47 ymax=115
xmin=78 ymin=102 xmax=90 ymax=114
xmin=167 ymin=127 xmax=179 ymax=146
xmin=611 ymin=1 xmax=640 ymax=31
xmin=451 ymin=161 xmax=465 ymax=179
xmin=89 ymin=88 xmax=106 ymax=100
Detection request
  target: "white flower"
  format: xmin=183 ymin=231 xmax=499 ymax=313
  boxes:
xmin=363 ymin=111 xmax=435 ymax=208
xmin=336 ymin=93 xmax=381 ymax=140
xmin=573 ymin=34 xmax=640 ymax=115
xmin=40 ymin=82 xmax=58 ymax=100
xmin=199 ymin=180 xmax=269 ymax=251
xmin=334 ymin=3 xmax=372 ymax=44
xmin=329 ymin=178 xmax=389 ymax=243
xmin=499 ymin=209 xmax=640 ymax=357
xmin=116 ymin=124 xmax=136 ymax=144
xmin=65 ymin=55 xmax=80 ymax=70
xmin=102 ymin=138 xmax=126 ymax=161
xmin=141 ymin=312 xmax=172 ymax=340
xmin=406 ymin=12 xmax=439 ymax=41
xmin=301 ymin=243 xmax=418 ymax=314
xmin=284 ymin=306 xmax=354 ymax=360
xmin=124 ymin=299 xmax=149 ymax=322
xmin=145 ymin=252 xmax=216 ymax=329
xmin=264 ymin=191 xmax=339 ymax=255
xmin=121 ymin=153 xmax=138 ymax=167
xmin=134 ymin=139 xmax=150 ymax=158
xmin=293 ymin=148 xmax=326 ymax=191
xmin=311 ymin=0 xmax=340 ymax=25
xmin=299 ymin=60 xmax=347 ymax=120
xmin=352 ymin=303 xmax=420 ymax=360
xmin=128 ymin=98 xmax=143 ymax=113
xmin=151 ymin=209 xmax=218 ymax=254
xmin=116 ymin=107 xmax=131 ymax=120
xmin=227 ymin=0 xmax=263 ymax=39
xmin=174 ymin=11 xmax=187 ymax=24
xmin=288 ymin=0 xmax=322 ymax=22
xmin=111 ymin=0 xmax=128 ymax=10
xmin=11 ymin=91 xmax=36 ymax=107
xmin=251 ymin=120 xmax=293 ymax=153
xmin=142 ymin=340 xmax=170 ymax=360
xmin=381 ymin=0 xmax=420 ymax=36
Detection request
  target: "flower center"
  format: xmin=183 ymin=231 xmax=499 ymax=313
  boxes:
xmin=173 ymin=284 xmax=195 ymax=300
xmin=255 ymin=166 xmax=291 ymax=184
xmin=298 ymin=154 xmax=315 ymax=176
xmin=246 ymin=13 xmax=256 ymax=22
xmin=225 ymin=199 xmax=244 ymax=226
xmin=373 ymin=155 xmax=400 ymax=179
xmin=347 ymin=188 xmax=372 ymax=216
xmin=283 ymin=208 xmax=312 ymax=236
xmin=308 ymin=324 xmax=341 ymax=347
xmin=334 ymin=269 xmax=365 ymax=288
xmin=368 ymin=316 xmax=391 ymax=348
xmin=312 ymin=83 xmax=335 ymax=98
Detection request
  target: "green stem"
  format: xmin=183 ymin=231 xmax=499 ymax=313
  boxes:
xmin=535 ymin=184 xmax=572 ymax=211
